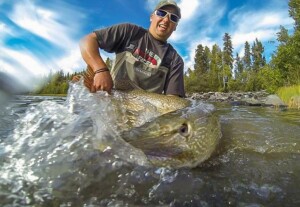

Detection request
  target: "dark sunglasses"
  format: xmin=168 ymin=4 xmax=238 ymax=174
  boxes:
xmin=154 ymin=9 xmax=180 ymax=23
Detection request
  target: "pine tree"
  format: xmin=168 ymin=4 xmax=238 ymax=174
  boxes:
xmin=234 ymin=53 xmax=244 ymax=78
xmin=251 ymin=38 xmax=266 ymax=72
xmin=209 ymin=44 xmax=222 ymax=90
xmin=203 ymin=46 xmax=211 ymax=73
xmin=194 ymin=44 xmax=205 ymax=75
xmin=222 ymin=33 xmax=234 ymax=70
xmin=222 ymin=33 xmax=233 ymax=91
xmin=243 ymin=41 xmax=251 ymax=70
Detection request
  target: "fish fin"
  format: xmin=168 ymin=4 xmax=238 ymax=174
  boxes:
xmin=83 ymin=65 xmax=95 ymax=92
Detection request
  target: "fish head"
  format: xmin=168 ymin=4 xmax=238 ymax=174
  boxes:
xmin=122 ymin=101 xmax=222 ymax=168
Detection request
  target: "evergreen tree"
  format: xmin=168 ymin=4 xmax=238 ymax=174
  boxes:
xmin=234 ymin=53 xmax=244 ymax=79
xmin=222 ymin=33 xmax=234 ymax=70
xmin=251 ymin=38 xmax=266 ymax=72
xmin=216 ymin=47 xmax=224 ymax=88
xmin=222 ymin=33 xmax=233 ymax=91
xmin=243 ymin=41 xmax=252 ymax=70
xmin=209 ymin=44 xmax=222 ymax=90
xmin=194 ymin=44 xmax=205 ymax=75
xmin=203 ymin=46 xmax=211 ymax=73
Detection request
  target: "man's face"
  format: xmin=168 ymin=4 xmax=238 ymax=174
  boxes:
xmin=149 ymin=6 xmax=179 ymax=42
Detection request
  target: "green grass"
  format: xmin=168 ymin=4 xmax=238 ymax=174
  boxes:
xmin=276 ymin=85 xmax=300 ymax=108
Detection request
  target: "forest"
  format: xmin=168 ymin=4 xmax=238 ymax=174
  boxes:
xmin=33 ymin=0 xmax=299 ymax=95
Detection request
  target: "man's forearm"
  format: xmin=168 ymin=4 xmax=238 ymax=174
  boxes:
xmin=79 ymin=32 xmax=107 ymax=71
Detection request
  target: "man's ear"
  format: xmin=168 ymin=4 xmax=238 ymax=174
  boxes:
xmin=150 ymin=14 xmax=154 ymax=22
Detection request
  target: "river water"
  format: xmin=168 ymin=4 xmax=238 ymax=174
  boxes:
xmin=0 ymin=82 xmax=299 ymax=207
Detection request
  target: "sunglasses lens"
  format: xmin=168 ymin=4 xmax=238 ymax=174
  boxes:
xmin=156 ymin=10 xmax=167 ymax=18
xmin=170 ymin=15 xmax=179 ymax=23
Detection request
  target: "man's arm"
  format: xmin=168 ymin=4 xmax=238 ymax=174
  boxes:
xmin=79 ymin=32 xmax=113 ymax=93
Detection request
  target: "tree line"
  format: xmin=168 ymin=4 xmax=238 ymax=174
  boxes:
xmin=33 ymin=58 xmax=112 ymax=94
xmin=33 ymin=70 xmax=82 ymax=94
xmin=35 ymin=0 xmax=299 ymax=95
xmin=185 ymin=0 xmax=299 ymax=93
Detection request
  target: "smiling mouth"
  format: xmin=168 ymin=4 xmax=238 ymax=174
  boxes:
xmin=158 ymin=24 xmax=168 ymax=30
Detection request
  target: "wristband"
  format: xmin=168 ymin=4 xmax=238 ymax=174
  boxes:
xmin=95 ymin=68 xmax=109 ymax=74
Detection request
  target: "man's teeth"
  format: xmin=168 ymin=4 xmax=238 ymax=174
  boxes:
xmin=159 ymin=24 xmax=167 ymax=29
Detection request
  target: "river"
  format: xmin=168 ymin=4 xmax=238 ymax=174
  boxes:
xmin=0 ymin=83 xmax=299 ymax=207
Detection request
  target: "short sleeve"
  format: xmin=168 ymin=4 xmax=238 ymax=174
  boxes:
xmin=93 ymin=23 xmax=141 ymax=53
xmin=164 ymin=55 xmax=185 ymax=97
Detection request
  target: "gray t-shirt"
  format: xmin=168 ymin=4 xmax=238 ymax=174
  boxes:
xmin=94 ymin=23 xmax=185 ymax=97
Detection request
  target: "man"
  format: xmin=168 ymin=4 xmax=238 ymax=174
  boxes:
xmin=79 ymin=0 xmax=185 ymax=97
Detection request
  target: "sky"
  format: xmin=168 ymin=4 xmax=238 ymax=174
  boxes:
xmin=0 ymin=0 xmax=294 ymax=90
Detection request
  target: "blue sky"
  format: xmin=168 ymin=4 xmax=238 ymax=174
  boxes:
xmin=0 ymin=0 xmax=294 ymax=89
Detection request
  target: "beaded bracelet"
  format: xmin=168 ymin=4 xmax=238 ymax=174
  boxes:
xmin=95 ymin=67 xmax=109 ymax=74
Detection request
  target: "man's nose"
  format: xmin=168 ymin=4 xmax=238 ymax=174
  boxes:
xmin=161 ymin=14 xmax=171 ymax=22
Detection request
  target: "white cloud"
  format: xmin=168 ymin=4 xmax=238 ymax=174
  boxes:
xmin=1 ymin=48 xmax=49 ymax=76
xmin=171 ymin=0 xmax=225 ymax=42
xmin=229 ymin=7 xmax=294 ymax=56
xmin=8 ymin=0 xmax=82 ymax=49
xmin=178 ymin=0 xmax=200 ymax=19
xmin=233 ymin=30 xmax=275 ymax=47
xmin=230 ymin=9 xmax=293 ymax=32
xmin=0 ymin=22 xmax=15 ymax=43
xmin=0 ymin=46 xmax=51 ymax=90
xmin=57 ymin=48 xmax=86 ymax=73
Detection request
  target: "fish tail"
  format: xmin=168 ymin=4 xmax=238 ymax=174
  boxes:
xmin=83 ymin=66 xmax=95 ymax=92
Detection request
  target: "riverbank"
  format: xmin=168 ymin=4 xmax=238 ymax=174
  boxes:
xmin=26 ymin=91 xmax=299 ymax=109
xmin=187 ymin=91 xmax=299 ymax=109
xmin=27 ymin=94 xmax=67 ymax=97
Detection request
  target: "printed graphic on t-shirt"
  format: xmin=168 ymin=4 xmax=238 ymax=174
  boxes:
xmin=133 ymin=48 xmax=161 ymax=67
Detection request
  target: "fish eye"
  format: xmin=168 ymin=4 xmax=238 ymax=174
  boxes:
xmin=179 ymin=123 xmax=189 ymax=136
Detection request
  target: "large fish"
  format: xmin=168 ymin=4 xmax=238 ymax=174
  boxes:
xmin=79 ymin=67 xmax=221 ymax=168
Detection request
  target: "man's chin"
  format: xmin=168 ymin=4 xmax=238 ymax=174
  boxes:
xmin=155 ymin=31 xmax=170 ymax=40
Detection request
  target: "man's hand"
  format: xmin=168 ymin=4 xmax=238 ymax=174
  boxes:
xmin=91 ymin=71 xmax=113 ymax=94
